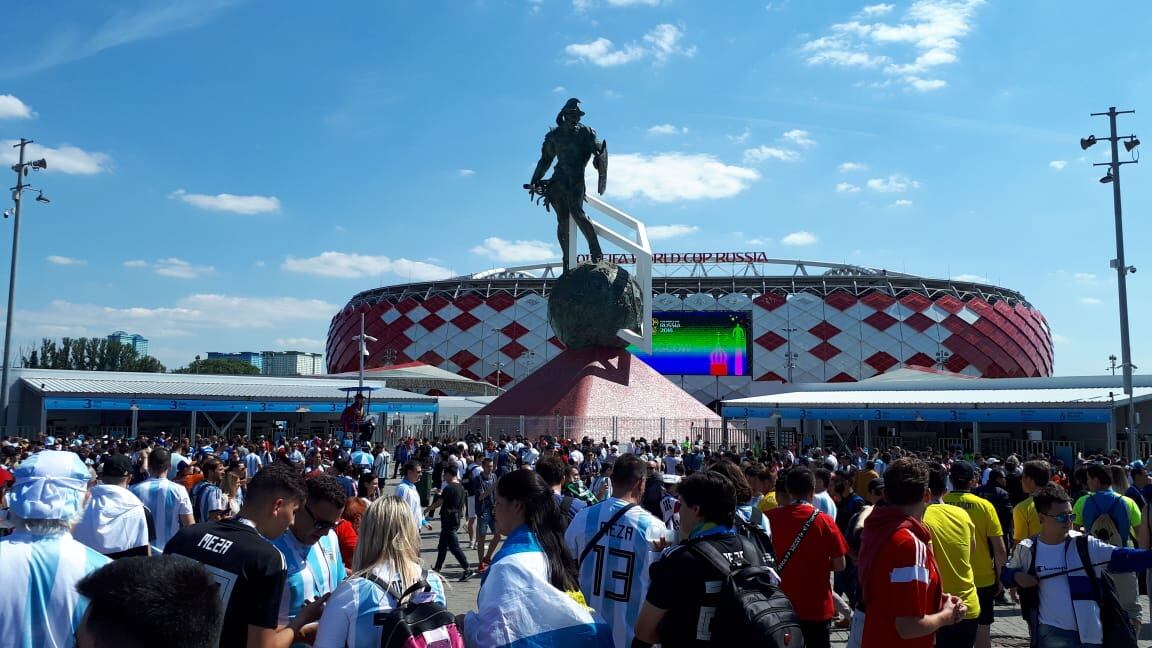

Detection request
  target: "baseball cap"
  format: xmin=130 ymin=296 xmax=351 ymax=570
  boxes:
xmin=950 ymin=460 xmax=977 ymax=483
xmin=100 ymin=454 xmax=133 ymax=477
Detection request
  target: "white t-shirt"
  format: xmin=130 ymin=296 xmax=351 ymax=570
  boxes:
xmin=569 ymin=449 xmax=584 ymax=466
xmin=395 ymin=480 xmax=424 ymax=528
xmin=1034 ymin=539 xmax=1077 ymax=631
xmin=565 ymin=498 xmax=666 ymax=648
xmin=662 ymin=455 xmax=682 ymax=475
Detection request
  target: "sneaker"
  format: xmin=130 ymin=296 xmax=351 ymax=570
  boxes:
xmin=459 ymin=569 xmax=476 ymax=582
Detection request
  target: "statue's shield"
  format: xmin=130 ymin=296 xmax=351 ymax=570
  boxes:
xmin=595 ymin=140 xmax=608 ymax=195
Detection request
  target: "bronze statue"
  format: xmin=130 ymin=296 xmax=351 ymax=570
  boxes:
xmin=526 ymin=98 xmax=608 ymax=269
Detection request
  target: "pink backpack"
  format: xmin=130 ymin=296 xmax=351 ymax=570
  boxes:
xmin=366 ymin=571 xmax=464 ymax=648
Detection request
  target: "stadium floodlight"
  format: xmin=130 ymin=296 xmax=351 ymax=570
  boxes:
xmin=35 ymin=191 xmax=49 ymax=204
xmin=1125 ymin=137 xmax=1141 ymax=152
xmin=30 ymin=158 xmax=47 ymax=170
xmin=1100 ymin=169 xmax=1115 ymax=183
xmin=1081 ymin=135 xmax=1097 ymax=150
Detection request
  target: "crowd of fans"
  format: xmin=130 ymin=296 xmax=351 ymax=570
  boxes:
xmin=2 ymin=429 xmax=1152 ymax=647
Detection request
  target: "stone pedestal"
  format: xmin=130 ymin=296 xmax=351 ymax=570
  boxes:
xmin=547 ymin=260 xmax=643 ymax=349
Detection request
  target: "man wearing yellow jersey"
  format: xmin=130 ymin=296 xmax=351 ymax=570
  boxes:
xmin=757 ymin=469 xmax=779 ymax=512
xmin=943 ymin=461 xmax=1006 ymax=648
xmin=925 ymin=464 xmax=980 ymax=648
xmin=1011 ymin=460 xmax=1050 ymax=545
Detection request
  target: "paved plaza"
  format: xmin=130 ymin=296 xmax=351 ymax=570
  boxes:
xmin=398 ymin=483 xmax=1152 ymax=648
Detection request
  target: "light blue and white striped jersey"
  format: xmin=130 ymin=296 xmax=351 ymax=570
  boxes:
xmin=0 ymin=531 xmax=111 ymax=648
xmin=190 ymin=480 xmax=227 ymax=523
xmin=271 ymin=529 xmax=346 ymax=625
xmin=312 ymin=564 xmax=445 ymax=648
xmin=736 ymin=503 xmax=772 ymax=535
xmin=167 ymin=452 xmax=189 ymax=479
xmin=395 ymin=480 xmax=424 ymax=528
xmin=130 ymin=477 xmax=194 ymax=551
xmin=244 ymin=452 xmax=262 ymax=477
xmin=564 ymin=498 xmax=666 ymax=648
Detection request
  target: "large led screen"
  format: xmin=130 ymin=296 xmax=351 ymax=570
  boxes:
xmin=629 ymin=311 xmax=752 ymax=376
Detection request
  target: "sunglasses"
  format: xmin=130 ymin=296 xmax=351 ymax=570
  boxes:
xmin=1044 ymin=512 xmax=1074 ymax=524
xmin=304 ymin=504 xmax=339 ymax=532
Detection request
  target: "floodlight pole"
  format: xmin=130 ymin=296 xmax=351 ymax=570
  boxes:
xmin=1090 ymin=106 xmax=1139 ymax=460
xmin=2 ymin=139 xmax=31 ymax=423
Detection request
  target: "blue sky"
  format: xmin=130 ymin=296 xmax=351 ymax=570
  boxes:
xmin=0 ymin=0 xmax=1147 ymax=376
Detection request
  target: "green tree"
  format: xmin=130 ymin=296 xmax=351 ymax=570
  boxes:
xmin=173 ymin=358 xmax=260 ymax=375
xmin=20 ymin=337 xmax=166 ymax=373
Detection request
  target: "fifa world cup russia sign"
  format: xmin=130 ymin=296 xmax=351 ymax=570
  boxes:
xmin=577 ymin=251 xmax=783 ymax=264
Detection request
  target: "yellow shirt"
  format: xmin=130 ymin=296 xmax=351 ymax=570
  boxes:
xmin=853 ymin=469 xmax=879 ymax=497
xmin=758 ymin=492 xmax=778 ymax=512
xmin=924 ymin=503 xmax=980 ymax=620
xmin=1012 ymin=497 xmax=1041 ymax=544
xmin=942 ymin=491 xmax=1004 ymax=587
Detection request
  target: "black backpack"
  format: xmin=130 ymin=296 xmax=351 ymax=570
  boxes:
xmin=1074 ymin=535 xmax=1138 ymax=648
xmin=688 ymin=537 xmax=804 ymax=648
xmin=735 ymin=507 xmax=775 ymax=564
xmin=366 ymin=570 xmax=464 ymax=648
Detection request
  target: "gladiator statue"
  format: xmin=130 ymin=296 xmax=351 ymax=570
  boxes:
xmin=526 ymin=98 xmax=608 ymax=270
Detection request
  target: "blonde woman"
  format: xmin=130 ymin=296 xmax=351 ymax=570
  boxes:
xmin=313 ymin=496 xmax=446 ymax=648
xmin=221 ymin=462 xmax=244 ymax=517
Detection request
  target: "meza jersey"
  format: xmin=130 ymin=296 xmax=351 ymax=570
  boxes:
xmin=165 ymin=518 xmax=287 ymax=648
xmin=564 ymin=497 xmax=667 ymax=648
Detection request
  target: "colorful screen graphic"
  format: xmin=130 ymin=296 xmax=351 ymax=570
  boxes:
xmin=629 ymin=311 xmax=753 ymax=376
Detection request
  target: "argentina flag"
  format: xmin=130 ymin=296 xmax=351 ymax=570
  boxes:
xmin=464 ymin=526 xmax=613 ymax=648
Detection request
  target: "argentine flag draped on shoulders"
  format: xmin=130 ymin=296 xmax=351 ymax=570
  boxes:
xmin=464 ymin=525 xmax=613 ymax=648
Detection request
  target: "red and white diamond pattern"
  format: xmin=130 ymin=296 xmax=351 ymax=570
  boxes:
xmin=327 ymin=287 xmax=1054 ymax=404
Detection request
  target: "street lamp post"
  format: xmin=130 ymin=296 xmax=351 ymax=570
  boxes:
xmin=1 ymin=139 xmax=48 ymax=423
xmin=1108 ymin=355 xmax=1119 ymax=376
xmin=352 ymin=312 xmax=378 ymax=392
xmin=1082 ymin=107 xmax=1141 ymax=460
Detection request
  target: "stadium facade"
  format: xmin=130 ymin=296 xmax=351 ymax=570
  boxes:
xmin=326 ymin=253 xmax=1053 ymax=405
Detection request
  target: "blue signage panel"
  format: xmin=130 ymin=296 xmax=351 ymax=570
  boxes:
xmin=721 ymin=405 xmax=1110 ymax=424
xmin=45 ymin=397 xmax=437 ymax=414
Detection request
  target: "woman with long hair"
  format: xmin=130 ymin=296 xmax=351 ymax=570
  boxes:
xmin=313 ymin=496 xmax=446 ymax=648
xmin=463 ymin=469 xmax=612 ymax=648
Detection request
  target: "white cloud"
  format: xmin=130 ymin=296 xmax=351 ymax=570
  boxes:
xmin=743 ymin=146 xmax=799 ymax=164
xmin=0 ymin=140 xmax=111 ymax=175
xmin=746 ymin=237 xmax=773 ymax=246
xmin=838 ymin=161 xmax=868 ymax=172
xmin=124 ymin=257 xmax=213 ymax=278
xmin=1078 ymin=297 xmax=1102 ymax=305
xmin=1051 ymin=333 xmax=1070 ymax=345
xmin=647 ymin=124 xmax=687 ymax=135
xmin=859 ymin=3 xmax=895 ymax=16
xmin=952 ymin=273 xmax=989 ymax=283
xmin=274 ymin=337 xmax=324 ymax=350
xmin=471 ymin=237 xmax=558 ymax=263
xmin=801 ymin=0 xmax=985 ymax=91
xmin=566 ymin=24 xmax=693 ymax=67
xmin=782 ymin=129 xmax=816 ymax=148
xmin=574 ymin=0 xmax=660 ymax=10
xmin=565 ymin=37 xmax=646 ymax=66
xmin=835 ymin=182 xmax=861 ymax=193
xmin=46 ymin=255 xmax=86 ymax=266
xmin=458 ymin=169 xmax=475 ymax=176
xmin=602 ymin=152 xmax=760 ymax=202
xmin=728 ymin=129 xmax=751 ymax=145
xmin=1 ymin=1 xmax=237 ymax=77
xmin=169 ymin=189 xmax=280 ymax=215
xmin=552 ymin=85 xmax=566 ymax=93
xmin=893 ymin=199 xmax=913 ymax=206
xmin=1049 ymin=160 xmax=1067 ymax=170
xmin=647 ymin=224 xmax=700 ymax=240
xmin=1072 ymin=272 xmax=1098 ymax=285
xmin=781 ymin=231 xmax=818 ymax=246
xmin=0 ymin=95 xmax=34 ymax=119
xmin=281 ymin=252 xmax=455 ymax=281
xmin=866 ymin=174 xmax=920 ymax=192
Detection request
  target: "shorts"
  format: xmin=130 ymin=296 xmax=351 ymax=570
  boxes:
xmin=477 ymin=510 xmax=495 ymax=536
xmin=976 ymin=585 xmax=996 ymax=625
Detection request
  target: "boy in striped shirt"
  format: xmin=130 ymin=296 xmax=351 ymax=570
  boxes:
xmin=130 ymin=447 xmax=194 ymax=552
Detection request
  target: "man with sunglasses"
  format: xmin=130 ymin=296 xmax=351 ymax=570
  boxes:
xmin=271 ymin=475 xmax=347 ymax=644
xmin=1004 ymin=484 xmax=1152 ymax=647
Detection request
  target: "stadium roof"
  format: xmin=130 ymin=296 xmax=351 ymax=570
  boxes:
xmin=14 ymin=368 xmax=436 ymax=402
xmin=326 ymin=362 xmax=499 ymax=396
xmin=725 ymin=372 xmax=1152 ymax=409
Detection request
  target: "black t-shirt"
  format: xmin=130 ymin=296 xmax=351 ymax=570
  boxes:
xmin=164 ymin=519 xmax=287 ymax=648
xmin=646 ymin=533 xmax=763 ymax=648
xmin=439 ymin=482 xmax=466 ymax=528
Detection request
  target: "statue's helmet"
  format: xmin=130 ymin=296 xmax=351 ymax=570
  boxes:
xmin=560 ymin=98 xmax=585 ymax=116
